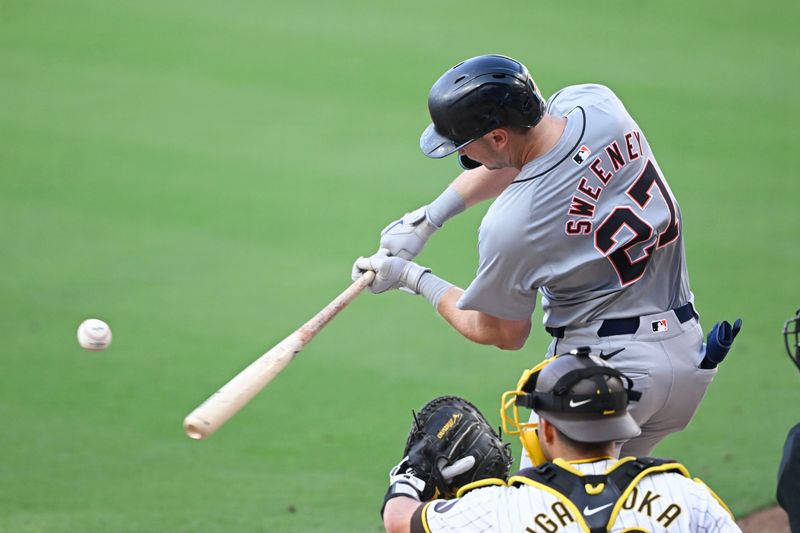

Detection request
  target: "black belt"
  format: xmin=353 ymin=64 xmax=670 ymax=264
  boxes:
xmin=545 ymin=302 xmax=697 ymax=339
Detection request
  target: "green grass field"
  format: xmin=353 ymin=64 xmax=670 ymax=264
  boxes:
xmin=2 ymin=0 xmax=798 ymax=530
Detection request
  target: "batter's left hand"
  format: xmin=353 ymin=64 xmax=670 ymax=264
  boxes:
xmin=379 ymin=206 xmax=440 ymax=260
xmin=351 ymin=251 xmax=430 ymax=294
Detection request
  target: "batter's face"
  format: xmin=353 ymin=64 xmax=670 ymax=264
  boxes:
xmin=459 ymin=130 xmax=510 ymax=170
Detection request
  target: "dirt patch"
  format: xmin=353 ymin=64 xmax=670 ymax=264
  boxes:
xmin=737 ymin=505 xmax=790 ymax=532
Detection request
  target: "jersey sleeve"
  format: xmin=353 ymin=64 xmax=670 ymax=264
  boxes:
xmin=691 ymin=479 xmax=742 ymax=532
xmin=457 ymin=211 xmax=539 ymax=321
xmin=547 ymin=84 xmax=620 ymax=117
xmin=412 ymin=488 xmax=503 ymax=532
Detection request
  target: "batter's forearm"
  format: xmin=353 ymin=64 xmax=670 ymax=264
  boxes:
xmin=450 ymin=166 xmax=519 ymax=207
xmin=436 ymin=288 xmax=531 ymax=350
xmin=415 ymin=274 xmax=531 ymax=349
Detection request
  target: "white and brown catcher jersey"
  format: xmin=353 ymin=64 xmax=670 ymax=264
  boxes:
xmin=413 ymin=458 xmax=739 ymax=533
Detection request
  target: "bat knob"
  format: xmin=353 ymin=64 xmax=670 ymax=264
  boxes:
xmin=183 ymin=415 xmax=211 ymax=440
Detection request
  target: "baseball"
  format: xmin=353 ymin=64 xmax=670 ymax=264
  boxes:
xmin=77 ymin=318 xmax=112 ymax=351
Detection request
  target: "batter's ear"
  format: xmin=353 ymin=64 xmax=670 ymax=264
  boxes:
xmin=488 ymin=128 xmax=509 ymax=149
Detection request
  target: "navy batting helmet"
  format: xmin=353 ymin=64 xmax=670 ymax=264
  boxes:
xmin=419 ymin=55 xmax=545 ymax=169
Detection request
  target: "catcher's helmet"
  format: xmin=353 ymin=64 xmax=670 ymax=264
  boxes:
xmin=502 ymin=348 xmax=641 ymax=464
xmin=419 ymin=55 xmax=545 ymax=169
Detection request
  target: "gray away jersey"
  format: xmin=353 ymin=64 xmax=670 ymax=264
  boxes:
xmin=458 ymin=84 xmax=692 ymax=326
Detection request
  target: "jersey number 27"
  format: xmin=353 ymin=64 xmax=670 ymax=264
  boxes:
xmin=594 ymin=160 xmax=680 ymax=286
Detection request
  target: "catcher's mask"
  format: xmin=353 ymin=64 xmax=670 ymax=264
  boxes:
xmin=501 ymin=347 xmax=642 ymax=466
xmin=784 ymin=308 xmax=800 ymax=373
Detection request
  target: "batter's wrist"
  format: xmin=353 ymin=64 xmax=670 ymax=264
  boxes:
xmin=417 ymin=272 xmax=454 ymax=309
xmin=426 ymin=186 xmax=466 ymax=228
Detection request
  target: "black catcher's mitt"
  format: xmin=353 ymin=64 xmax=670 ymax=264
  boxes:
xmin=403 ymin=395 xmax=513 ymax=500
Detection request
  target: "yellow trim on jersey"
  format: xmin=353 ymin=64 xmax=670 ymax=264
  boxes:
xmin=420 ymin=501 xmax=433 ymax=533
xmin=565 ymin=456 xmax=615 ymax=465
xmin=694 ymin=477 xmax=735 ymax=519
xmin=553 ymin=456 xmax=640 ymax=477
xmin=551 ymin=458 xmax=585 ymax=476
xmin=508 ymin=476 xmax=592 ymax=533
xmin=602 ymin=456 xmax=639 ymax=474
xmin=455 ymin=477 xmax=507 ymax=498
xmin=584 ymin=482 xmax=605 ymax=495
xmin=516 ymin=457 xmax=692 ymax=530
xmin=606 ymin=462 xmax=691 ymax=526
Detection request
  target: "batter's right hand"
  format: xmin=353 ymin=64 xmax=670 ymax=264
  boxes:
xmin=351 ymin=251 xmax=430 ymax=294
xmin=379 ymin=206 xmax=440 ymax=260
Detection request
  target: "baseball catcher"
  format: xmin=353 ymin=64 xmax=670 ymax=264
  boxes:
xmin=382 ymin=349 xmax=740 ymax=532
xmin=381 ymin=396 xmax=513 ymax=514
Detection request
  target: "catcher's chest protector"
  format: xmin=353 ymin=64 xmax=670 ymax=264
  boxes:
xmin=511 ymin=457 xmax=688 ymax=533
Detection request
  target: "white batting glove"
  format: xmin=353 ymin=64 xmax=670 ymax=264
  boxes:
xmin=351 ymin=251 xmax=430 ymax=294
xmin=379 ymin=206 xmax=440 ymax=260
xmin=379 ymin=188 xmax=466 ymax=260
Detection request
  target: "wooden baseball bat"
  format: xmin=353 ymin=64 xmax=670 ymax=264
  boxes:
xmin=183 ymin=270 xmax=376 ymax=440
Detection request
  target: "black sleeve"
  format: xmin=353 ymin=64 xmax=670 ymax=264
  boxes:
xmin=409 ymin=502 xmax=429 ymax=533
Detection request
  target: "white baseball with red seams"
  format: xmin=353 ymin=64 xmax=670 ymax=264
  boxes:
xmin=77 ymin=318 xmax=112 ymax=351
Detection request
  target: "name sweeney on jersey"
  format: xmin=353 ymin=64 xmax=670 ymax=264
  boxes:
xmin=525 ymin=485 xmax=682 ymax=532
xmin=564 ymin=129 xmax=644 ymax=236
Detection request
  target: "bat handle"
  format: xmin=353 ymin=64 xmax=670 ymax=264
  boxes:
xmin=295 ymin=270 xmax=375 ymax=339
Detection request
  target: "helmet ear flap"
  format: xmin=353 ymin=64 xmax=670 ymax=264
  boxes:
xmin=520 ymin=424 xmax=547 ymax=466
xmin=458 ymin=153 xmax=482 ymax=170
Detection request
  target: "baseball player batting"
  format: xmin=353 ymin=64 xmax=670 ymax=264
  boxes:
xmin=382 ymin=348 xmax=739 ymax=532
xmin=352 ymin=54 xmax=741 ymax=461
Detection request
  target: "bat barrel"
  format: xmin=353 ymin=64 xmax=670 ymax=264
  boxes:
xmin=182 ymin=271 xmax=375 ymax=440
xmin=183 ymin=333 xmax=304 ymax=439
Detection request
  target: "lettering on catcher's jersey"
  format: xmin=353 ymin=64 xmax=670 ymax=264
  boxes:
xmin=518 ymin=488 xmax=683 ymax=532
xmin=512 ymin=458 xmax=691 ymax=532
xmin=419 ymin=458 xmax=737 ymax=533
xmin=525 ymin=501 xmax=576 ymax=532
xmin=620 ymin=487 xmax=683 ymax=527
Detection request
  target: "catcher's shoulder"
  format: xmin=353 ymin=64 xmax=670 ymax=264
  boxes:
xmin=454 ymin=477 xmax=509 ymax=497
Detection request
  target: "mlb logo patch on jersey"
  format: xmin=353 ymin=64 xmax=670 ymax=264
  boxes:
xmin=651 ymin=319 xmax=668 ymax=333
xmin=573 ymin=145 xmax=591 ymax=165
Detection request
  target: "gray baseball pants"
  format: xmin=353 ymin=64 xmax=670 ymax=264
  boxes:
xmin=520 ymin=307 xmax=715 ymax=467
